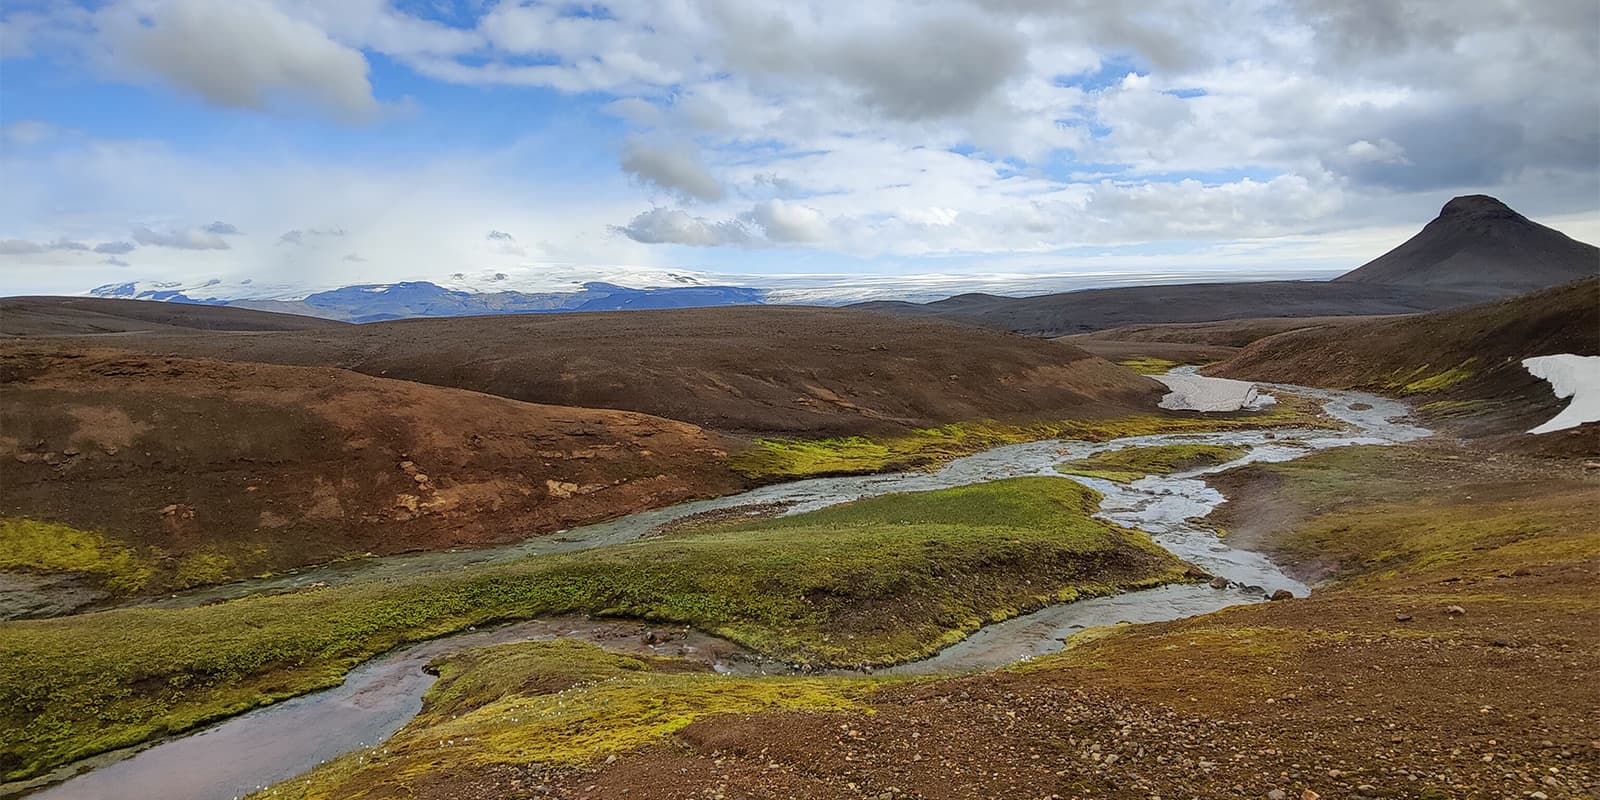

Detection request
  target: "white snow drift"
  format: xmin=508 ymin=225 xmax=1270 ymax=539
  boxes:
xmin=1523 ymin=354 xmax=1600 ymax=434
xmin=1154 ymin=370 xmax=1277 ymax=413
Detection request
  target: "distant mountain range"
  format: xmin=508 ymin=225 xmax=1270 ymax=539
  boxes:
xmin=90 ymin=280 xmax=768 ymax=323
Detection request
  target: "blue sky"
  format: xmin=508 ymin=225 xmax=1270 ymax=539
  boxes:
xmin=2 ymin=0 xmax=1596 ymax=300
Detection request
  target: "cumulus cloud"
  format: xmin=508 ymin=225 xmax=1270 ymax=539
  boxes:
xmin=132 ymin=225 xmax=231 ymax=250
xmin=820 ymin=15 xmax=1027 ymax=120
xmin=743 ymin=200 xmax=830 ymax=243
xmin=101 ymin=0 xmax=379 ymax=120
xmin=486 ymin=230 xmax=515 ymax=241
xmin=341 ymin=253 xmax=366 ymax=262
xmin=619 ymin=139 xmax=724 ymax=202
xmin=93 ymin=241 xmax=136 ymax=254
xmin=613 ymin=207 xmax=751 ymax=247
xmin=203 ymin=221 xmax=242 ymax=235
xmin=102 ymin=256 xmax=130 ymax=267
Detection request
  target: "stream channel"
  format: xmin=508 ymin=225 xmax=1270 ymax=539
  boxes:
xmin=21 ymin=371 xmax=1429 ymax=800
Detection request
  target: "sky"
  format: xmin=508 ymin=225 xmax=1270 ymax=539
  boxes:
xmin=1 ymin=0 xmax=1597 ymax=300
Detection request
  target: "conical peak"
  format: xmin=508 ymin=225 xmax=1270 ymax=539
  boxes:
xmin=1438 ymin=194 xmax=1519 ymax=219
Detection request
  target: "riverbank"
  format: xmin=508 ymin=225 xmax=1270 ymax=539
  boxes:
xmin=288 ymin=443 xmax=1597 ymax=800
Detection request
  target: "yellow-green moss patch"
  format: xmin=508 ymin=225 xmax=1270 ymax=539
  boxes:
xmin=1056 ymin=443 xmax=1250 ymax=483
xmin=733 ymin=397 xmax=1327 ymax=480
xmin=0 ymin=518 xmax=156 ymax=595
xmin=1384 ymin=359 xmax=1477 ymax=395
xmin=252 ymin=640 xmax=878 ymax=800
xmin=1116 ymin=357 xmax=1182 ymax=375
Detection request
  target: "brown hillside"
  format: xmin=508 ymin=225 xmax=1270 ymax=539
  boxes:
xmin=0 ymin=347 xmax=741 ymax=604
xmin=0 ymin=296 xmax=347 ymax=336
xmin=1063 ymin=314 xmax=1399 ymax=349
xmin=1208 ymin=279 xmax=1600 ymax=437
xmin=41 ymin=306 xmax=1162 ymax=436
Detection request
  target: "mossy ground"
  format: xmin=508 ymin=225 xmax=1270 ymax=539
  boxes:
xmin=0 ymin=518 xmax=242 ymax=596
xmin=1383 ymin=359 xmax=1477 ymax=394
xmin=256 ymin=640 xmax=881 ymax=800
xmin=257 ymin=445 xmax=1600 ymax=800
xmin=1055 ymin=443 xmax=1249 ymax=483
xmin=732 ymin=396 xmax=1326 ymax=480
xmin=1116 ymin=357 xmax=1182 ymax=375
xmin=0 ymin=477 xmax=1187 ymax=781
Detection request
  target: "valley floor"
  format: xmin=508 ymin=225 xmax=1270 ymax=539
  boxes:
xmin=289 ymin=443 xmax=1596 ymax=800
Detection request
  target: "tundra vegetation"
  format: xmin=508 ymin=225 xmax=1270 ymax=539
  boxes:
xmin=0 ymin=477 xmax=1186 ymax=781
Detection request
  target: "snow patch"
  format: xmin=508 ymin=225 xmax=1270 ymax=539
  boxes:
xmin=1523 ymin=354 xmax=1600 ymax=434
xmin=1154 ymin=369 xmax=1277 ymax=413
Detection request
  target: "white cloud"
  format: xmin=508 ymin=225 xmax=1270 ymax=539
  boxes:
xmin=619 ymin=139 xmax=724 ymax=202
xmin=743 ymin=200 xmax=829 ymax=243
xmin=614 ymin=207 xmax=751 ymax=246
xmin=2 ymin=119 xmax=57 ymax=146
xmin=0 ymin=239 xmax=44 ymax=255
xmin=60 ymin=0 xmax=382 ymax=120
xmin=132 ymin=225 xmax=232 ymax=250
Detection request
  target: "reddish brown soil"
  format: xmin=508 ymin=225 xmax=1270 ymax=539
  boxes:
xmin=0 ymin=346 xmax=743 ymax=587
xmin=27 ymin=306 xmax=1163 ymax=436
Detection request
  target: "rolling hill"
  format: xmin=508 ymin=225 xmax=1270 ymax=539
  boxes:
xmin=0 ymin=346 xmax=742 ymax=611
xmin=0 ymin=296 xmax=347 ymax=336
xmin=26 ymin=306 xmax=1163 ymax=437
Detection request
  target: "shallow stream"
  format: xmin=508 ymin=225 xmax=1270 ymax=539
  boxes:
xmin=20 ymin=373 xmax=1428 ymax=800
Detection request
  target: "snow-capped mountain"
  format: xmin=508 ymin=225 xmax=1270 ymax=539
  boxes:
xmin=90 ymin=275 xmax=768 ymax=322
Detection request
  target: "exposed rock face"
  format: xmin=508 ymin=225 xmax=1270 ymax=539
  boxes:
xmin=1335 ymin=194 xmax=1599 ymax=296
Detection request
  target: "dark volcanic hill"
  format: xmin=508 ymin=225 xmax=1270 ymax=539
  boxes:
xmin=853 ymin=196 xmax=1596 ymax=336
xmin=0 ymin=296 xmax=347 ymax=336
xmin=1335 ymin=195 xmax=1599 ymax=295
xmin=853 ymin=281 xmax=1481 ymax=337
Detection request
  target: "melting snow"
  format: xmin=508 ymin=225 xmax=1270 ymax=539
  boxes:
xmin=1524 ymin=354 xmax=1600 ymax=434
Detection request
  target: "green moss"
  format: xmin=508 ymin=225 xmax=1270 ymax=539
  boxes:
xmin=1416 ymin=399 xmax=1497 ymax=419
xmin=732 ymin=397 xmax=1327 ymax=480
xmin=1384 ymin=359 xmax=1476 ymax=395
xmin=0 ymin=518 xmax=155 ymax=595
xmin=255 ymin=640 xmax=877 ymax=800
xmin=1116 ymin=357 xmax=1181 ymax=375
xmin=1056 ymin=444 xmax=1249 ymax=483
xmin=0 ymin=477 xmax=1188 ymax=781
xmin=172 ymin=552 xmax=237 ymax=589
